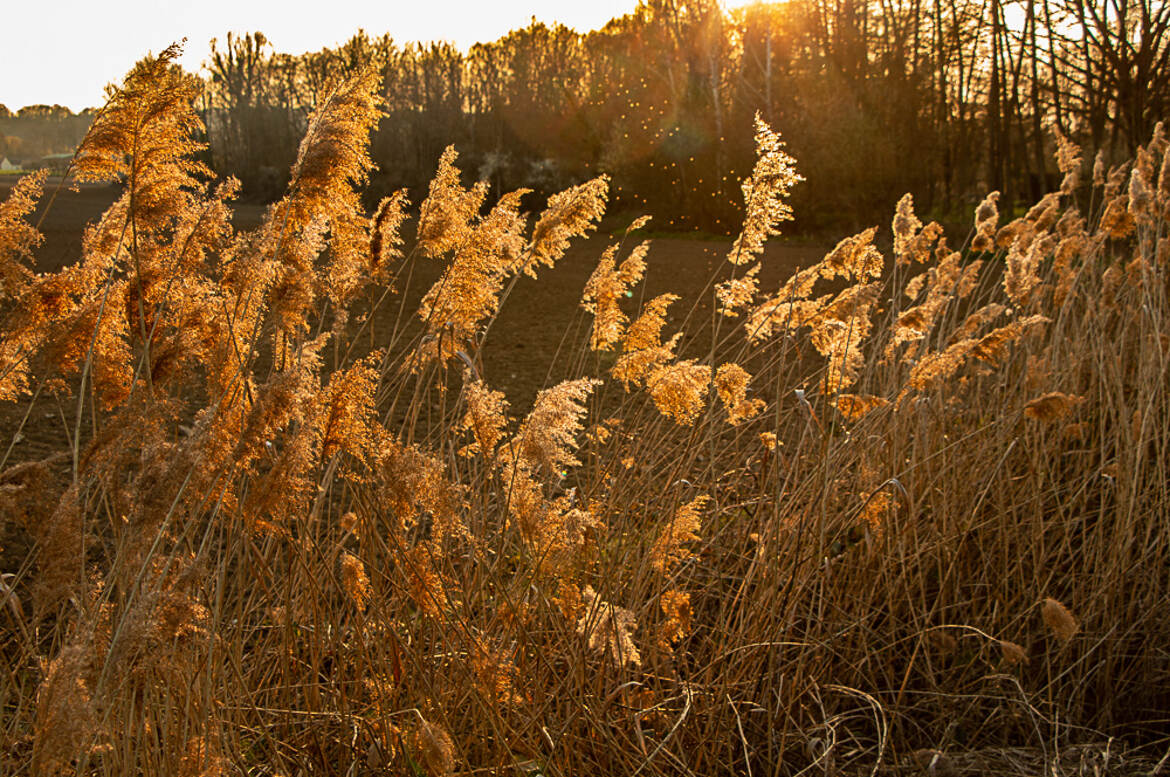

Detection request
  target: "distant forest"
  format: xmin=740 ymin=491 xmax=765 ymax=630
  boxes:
xmin=2 ymin=0 xmax=1167 ymax=233
xmin=0 ymin=107 xmax=95 ymax=168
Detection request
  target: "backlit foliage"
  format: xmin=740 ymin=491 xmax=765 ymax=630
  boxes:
xmin=1 ymin=47 xmax=1168 ymax=777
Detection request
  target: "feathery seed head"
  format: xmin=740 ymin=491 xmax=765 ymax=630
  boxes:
xmin=612 ymin=293 xmax=680 ymax=387
xmin=577 ymin=585 xmax=641 ymax=667
xmin=340 ymin=552 xmax=371 ymax=610
xmin=714 ymin=362 xmax=764 ymax=425
xmin=1041 ymin=598 xmax=1079 ymax=642
xmin=647 ymin=360 xmax=711 ymax=425
xmin=525 ymin=176 xmax=609 ymax=276
xmin=728 ymin=114 xmax=802 ymax=265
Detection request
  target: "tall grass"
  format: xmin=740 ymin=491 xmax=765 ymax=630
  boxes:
xmin=1 ymin=48 xmax=1168 ymax=776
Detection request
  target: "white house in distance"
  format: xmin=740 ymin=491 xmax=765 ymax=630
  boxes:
xmin=0 ymin=157 xmax=19 ymax=171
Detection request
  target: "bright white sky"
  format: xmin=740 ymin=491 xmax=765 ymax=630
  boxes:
xmin=0 ymin=0 xmax=650 ymax=112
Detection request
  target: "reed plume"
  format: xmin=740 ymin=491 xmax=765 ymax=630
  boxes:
xmin=727 ymin=114 xmax=802 ymax=266
xmin=2 ymin=46 xmax=1168 ymax=777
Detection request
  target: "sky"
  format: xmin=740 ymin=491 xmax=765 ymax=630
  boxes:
xmin=0 ymin=0 xmax=653 ymax=113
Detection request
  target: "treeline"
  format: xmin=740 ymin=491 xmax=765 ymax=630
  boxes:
xmin=0 ymin=106 xmax=94 ymax=166
xmin=200 ymin=0 xmax=1169 ymax=232
xmin=6 ymin=0 xmax=1167 ymax=232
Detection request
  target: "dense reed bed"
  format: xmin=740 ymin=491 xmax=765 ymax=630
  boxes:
xmin=1 ymin=47 xmax=1167 ymax=776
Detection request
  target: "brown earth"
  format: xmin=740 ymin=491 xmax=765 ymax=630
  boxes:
xmin=0 ymin=178 xmax=827 ymax=468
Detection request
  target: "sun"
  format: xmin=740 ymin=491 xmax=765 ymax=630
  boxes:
xmin=721 ymin=0 xmax=781 ymax=7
